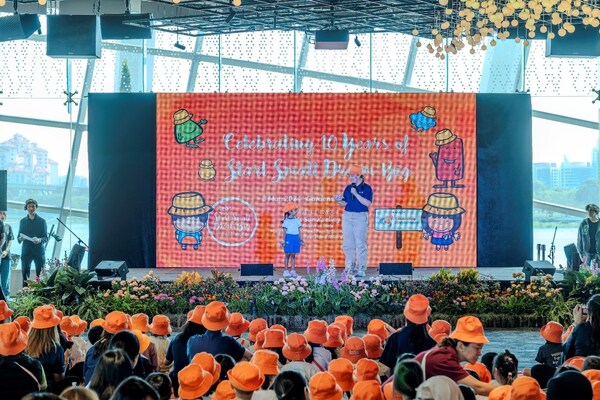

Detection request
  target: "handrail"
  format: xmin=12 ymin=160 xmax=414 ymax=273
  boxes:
xmin=533 ymin=199 xmax=586 ymax=218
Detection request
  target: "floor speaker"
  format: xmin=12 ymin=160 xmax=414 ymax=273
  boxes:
xmin=523 ymin=260 xmax=556 ymax=281
xmin=0 ymin=170 xmax=6 ymax=212
xmin=67 ymin=244 xmax=86 ymax=271
xmin=379 ymin=262 xmax=413 ymax=275
xmin=240 ymin=264 xmax=274 ymax=276
xmin=0 ymin=14 xmax=40 ymax=42
xmin=564 ymin=243 xmax=581 ymax=271
xmin=94 ymin=260 xmax=128 ymax=280
xmin=47 ymin=15 xmax=101 ymax=58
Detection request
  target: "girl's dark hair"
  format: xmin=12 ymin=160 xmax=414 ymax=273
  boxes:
xmin=273 ymin=370 xmax=308 ymax=400
xmin=325 ymin=347 xmax=338 ymax=360
xmin=87 ymin=326 xmax=104 ymax=346
xmin=393 ymin=359 xmax=424 ymax=399
xmin=421 ymin=211 xmax=462 ymax=235
xmin=112 ymin=376 xmax=160 ymax=400
xmin=178 ymin=321 xmax=207 ymax=342
xmin=481 ymin=352 xmax=498 ymax=376
xmin=588 ymin=294 xmax=600 ymax=352
xmin=438 ymin=337 xmax=460 ymax=349
xmin=215 ymin=353 xmax=237 ymax=381
xmin=92 ymin=330 xmax=115 ymax=357
xmin=458 ymin=384 xmax=477 ymax=400
xmin=406 ymin=321 xmax=430 ymax=353
xmin=89 ymin=349 xmax=134 ymax=400
xmin=493 ymin=349 xmax=519 ymax=385
xmin=146 ymin=372 xmax=172 ymax=400
xmin=282 ymin=211 xmax=292 ymax=224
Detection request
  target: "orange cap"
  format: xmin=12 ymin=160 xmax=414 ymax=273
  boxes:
xmin=304 ymin=320 xmax=328 ymax=345
xmin=150 ymin=315 xmax=172 ymax=336
xmin=90 ymin=318 xmax=104 ymax=328
xmin=226 ymin=313 xmax=250 ymax=337
xmin=488 ymin=385 xmax=511 ymax=400
xmin=464 ymin=361 xmax=492 ymax=383
xmin=60 ymin=316 xmax=79 ymax=337
xmin=212 ymin=380 xmax=236 ymax=400
xmin=564 ymin=356 xmax=585 ymax=370
xmin=324 ymin=324 xmax=344 ymax=348
xmin=254 ymin=328 xmax=268 ymax=351
xmin=428 ymin=319 xmax=451 ymax=343
xmin=0 ymin=300 xmax=14 ymax=321
xmin=583 ymin=369 xmax=600 ymax=382
xmin=71 ymin=315 xmax=87 ymax=335
xmin=328 ymin=358 xmax=356 ymax=392
xmin=350 ymin=380 xmax=384 ymax=400
xmin=227 ymin=361 xmax=265 ymax=392
xmin=191 ymin=352 xmax=221 ymax=385
xmin=178 ymin=364 xmax=213 ymax=400
xmin=331 ymin=322 xmax=349 ymax=341
xmin=403 ymin=294 xmax=431 ymax=325
xmin=188 ymin=305 xmax=206 ymax=325
xmin=335 ymin=316 xmax=354 ymax=337
xmin=251 ymin=349 xmax=281 ymax=376
xmin=540 ymin=321 xmax=563 ymax=344
xmin=132 ymin=329 xmax=151 ymax=353
xmin=347 ymin=165 xmax=362 ymax=176
xmin=13 ymin=316 xmax=30 ymax=333
xmin=263 ymin=328 xmax=286 ymax=349
xmin=249 ymin=318 xmax=268 ymax=342
xmin=131 ymin=313 xmax=152 ymax=332
xmin=355 ymin=358 xmax=380 ymax=382
xmin=31 ymin=305 xmax=61 ymax=329
xmin=101 ymin=311 xmax=131 ymax=334
xmin=340 ymin=336 xmax=367 ymax=364
xmin=0 ymin=322 xmax=27 ymax=356
xmin=283 ymin=333 xmax=312 ymax=361
xmin=202 ymin=301 xmax=230 ymax=331
xmin=510 ymin=376 xmax=546 ymax=400
xmin=362 ymin=334 xmax=383 ymax=359
xmin=367 ymin=319 xmax=389 ymax=342
xmin=284 ymin=202 xmax=299 ymax=213
xmin=310 ymin=371 xmax=343 ymax=400
xmin=449 ymin=316 xmax=488 ymax=344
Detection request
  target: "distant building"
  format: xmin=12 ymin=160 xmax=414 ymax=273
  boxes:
xmin=534 ymin=149 xmax=599 ymax=189
xmin=0 ymin=134 xmax=52 ymax=185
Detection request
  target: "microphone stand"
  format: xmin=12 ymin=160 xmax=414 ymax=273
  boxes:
xmin=57 ymin=218 xmax=88 ymax=248
xmin=57 ymin=218 xmax=88 ymax=271
xmin=549 ymin=226 xmax=557 ymax=266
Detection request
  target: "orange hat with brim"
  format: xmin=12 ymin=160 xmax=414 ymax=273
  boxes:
xmin=102 ymin=311 xmax=131 ymax=334
xmin=178 ymin=364 xmax=213 ymax=400
xmin=14 ymin=316 xmax=30 ymax=333
xmin=248 ymin=318 xmax=268 ymax=342
xmin=284 ymin=202 xmax=299 ymax=213
xmin=304 ymin=320 xmax=328 ymax=345
xmin=382 ymin=382 xmax=397 ymax=400
xmin=131 ymin=313 xmax=152 ymax=332
xmin=71 ymin=315 xmax=87 ymax=336
xmin=271 ymin=324 xmax=287 ymax=336
xmin=202 ymin=301 xmax=230 ymax=331
xmin=31 ymin=305 xmax=61 ymax=329
xmin=583 ymin=369 xmax=600 ymax=382
xmin=335 ymin=316 xmax=353 ymax=337
xmin=340 ymin=336 xmax=367 ymax=364
xmin=227 ymin=361 xmax=265 ymax=392
xmin=132 ymin=329 xmax=151 ymax=353
xmin=488 ymin=385 xmax=511 ymax=400
xmin=464 ymin=361 xmax=491 ymax=383
xmin=367 ymin=319 xmax=389 ymax=342
xmin=150 ymin=315 xmax=172 ymax=336
xmin=428 ymin=319 xmax=451 ymax=342
xmin=263 ymin=328 xmax=286 ymax=349
xmin=324 ymin=324 xmax=344 ymax=348
xmin=0 ymin=300 xmax=14 ymax=321
xmin=60 ymin=316 xmax=79 ymax=338
xmin=510 ymin=376 xmax=546 ymax=400
xmin=362 ymin=334 xmax=383 ymax=359
xmin=349 ymin=380 xmax=384 ymax=400
xmin=90 ymin=318 xmax=105 ymax=328
xmin=540 ymin=321 xmax=563 ymax=344
xmin=310 ymin=372 xmax=343 ymax=400
xmin=564 ymin=356 xmax=585 ymax=370
xmin=226 ymin=313 xmax=250 ymax=337
xmin=283 ymin=333 xmax=312 ymax=361
xmin=355 ymin=358 xmax=380 ymax=382
xmin=449 ymin=316 xmax=488 ymax=344
xmin=403 ymin=294 xmax=431 ymax=325
xmin=0 ymin=322 xmax=27 ymax=356
xmin=212 ymin=380 xmax=236 ymax=400
xmin=191 ymin=352 xmax=222 ymax=385
xmin=251 ymin=349 xmax=281 ymax=376
xmin=188 ymin=305 xmax=206 ymax=325
xmin=328 ymin=358 xmax=356 ymax=392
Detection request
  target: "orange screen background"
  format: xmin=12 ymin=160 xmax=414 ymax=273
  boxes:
xmin=156 ymin=93 xmax=476 ymax=268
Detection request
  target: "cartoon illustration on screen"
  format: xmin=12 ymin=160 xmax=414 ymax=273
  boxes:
xmin=173 ymin=109 xmax=208 ymax=148
xmin=421 ymin=192 xmax=465 ymax=251
xmin=429 ymin=128 xmax=464 ymax=188
xmin=167 ymin=192 xmax=213 ymax=250
xmin=409 ymin=106 xmax=437 ymax=132
xmin=198 ymin=159 xmax=217 ymax=181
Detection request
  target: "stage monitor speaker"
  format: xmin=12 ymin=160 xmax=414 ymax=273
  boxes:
xmin=564 ymin=243 xmax=581 ymax=271
xmin=0 ymin=170 xmax=6 ymax=212
xmin=67 ymin=244 xmax=86 ymax=271
xmin=523 ymin=260 xmax=556 ymax=281
xmin=240 ymin=263 xmax=274 ymax=276
xmin=546 ymin=25 xmax=600 ymax=57
xmin=0 ymin=14 xmax=41 ymax=42
xmin=94 ymin=260 xmax=128 ymax=280
xmin=101 ymin=14 xmax=153 ymax=40
xmin=379 ymin=262 xmax=413 ymax=275
xmin=46 ymin=15 xmax=101 ymax=58
xmin=315 ymin=29 xmax=349 ymax=49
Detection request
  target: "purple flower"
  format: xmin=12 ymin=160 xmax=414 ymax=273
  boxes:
xmin=332 ymin=279 xmax=340 ymax=291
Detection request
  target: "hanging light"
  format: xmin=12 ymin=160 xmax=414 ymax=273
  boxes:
xmin=38 ymin=0 xmax=46 ymax=5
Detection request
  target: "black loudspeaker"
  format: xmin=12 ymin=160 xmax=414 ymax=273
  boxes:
xmin=0 ymin=170 xmax=6 ymax=212
xmin=101 ymin=14 xmax=153 ymax=40
xmin=379 ymin=262 xmax=413 ymax=275
xmin=46 ymin=15 xmax=102 ymax=58
xmin=564 ymin=243 xmax=581 ymax=271
xmin=0 ymin=14 xmax=40 ymax=42
xmin=94 ymin=260 xmax=128 ymax=280
xmin=523 ymin=260 xmax=556 ymax=281
xmin=240 ymin=264 xmax=274 ymax=276
xmin=546 ymin=26 xmax=600 ymax=58
xmin=67 ymin=244 xmax=86 ymax=271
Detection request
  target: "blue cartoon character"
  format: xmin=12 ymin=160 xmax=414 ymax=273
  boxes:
xmin=429 ymin=128 xmax=464 ymax=189
xmin=167 ymin=192 xmax=213 ymax=250
xmin=173 ymin=109 xmax=208 ymax=148
xmin=409 ymin=106 xmax=437 ymax=132
xmin=421 ymin=192 xmax=465 ymax=251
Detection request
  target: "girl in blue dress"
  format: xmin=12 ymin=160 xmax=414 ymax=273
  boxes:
xmin=281 ymin=202 xmax=303 ymax=277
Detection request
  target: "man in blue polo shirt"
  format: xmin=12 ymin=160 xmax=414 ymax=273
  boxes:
xmin=334 ymin=165 xmax=373 ymax=277
xmin=187 ymin=301 xmax=252 ymax=362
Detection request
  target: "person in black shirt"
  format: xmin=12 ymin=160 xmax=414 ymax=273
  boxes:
xmin=18 ymin=199 xmax=48 ymax=285
xmin=0 ymin=210 xmax=14 ymax=300
xmin=577 ymin=203 xmax=600 ymax=268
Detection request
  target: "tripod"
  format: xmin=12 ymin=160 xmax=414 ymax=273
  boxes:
xmin=549 ymin=226 xmax=557 ymax=266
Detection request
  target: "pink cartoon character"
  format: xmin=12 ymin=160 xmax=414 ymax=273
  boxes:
xmin=429 ymin=128 xmax=464 ymax=189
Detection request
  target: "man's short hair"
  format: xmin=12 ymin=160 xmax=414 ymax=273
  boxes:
xmin=24 ymin=199 xmax=38 ymax=210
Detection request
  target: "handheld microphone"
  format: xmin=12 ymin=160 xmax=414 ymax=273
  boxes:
xmin=351 ymin=183 xmax=356 ymax=201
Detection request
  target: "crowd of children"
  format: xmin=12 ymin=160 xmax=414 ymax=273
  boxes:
xmin=1 ymin=293 xmax=600 ymax=399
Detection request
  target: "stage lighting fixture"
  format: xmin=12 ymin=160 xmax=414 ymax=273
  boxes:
xmin=354 ymin=36 xmax=361 ymax=47
xmin=174 ymin=41 xmax=186 ymax=50
xmin=226 ymin=8 xmax=236 ymax=24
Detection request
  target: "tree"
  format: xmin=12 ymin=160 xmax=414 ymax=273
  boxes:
xmin=576 ymin=179 xmax=600 ymax=205
xmin=119 ymin=60 xmax=132 ymax=93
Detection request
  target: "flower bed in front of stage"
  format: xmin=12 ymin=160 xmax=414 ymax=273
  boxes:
xmin=12 ymin=260 xmax=591 ymax=328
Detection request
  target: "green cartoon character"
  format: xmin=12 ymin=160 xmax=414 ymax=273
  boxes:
xmin=173 ymin=109 xmax=208 ymax=148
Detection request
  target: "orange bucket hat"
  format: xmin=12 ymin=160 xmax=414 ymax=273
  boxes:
xmin=248 ymin=318 xmax=268 ymax=342
xmin=583 ymin=369 xmax=600 ymax=382
xmin=102 ymin=311 xmax=131 ymax=334
xmin=340 ymin=336 xmax=367 ymax=364
xmin=227 ymin=361 xmax=265 ymax=392
xmin=310 ymin=371 xmax=343 ymax=400
xmin=362 ymin=334 xmax=383 ymax=359
xmin=593 ymin=381 xmax=600 ymax=400
xmin=150 ymin=315 xmax=172 ymax=336
xmin=251 ymin=349 xmax=281 ymax=376
xmin=510 ymin=376 xmax=546 ymax=400
xmin=131 ymin=313 xmax=152 ymax=332
xmin=212 ymin=380 xmax=236 ymax=400
xmin=191 ymin=352 xmax=221 ymax=384
xmin=71 ymin=315 xmax=87 ymax=336
xmin=14 ymin=316 xmax=31 ymax=333
xmin=132 ymin=329 xmax=151 ymax=353
xmin=328 ymin=358 xmax=356 ymax=392
xmin=350 ymin=380 xmax=384 ymax=400
xmin=0 ymin=322 xmax=27 ymax=356
xmin=403 ymin=294 xmax=431 ymax=325
xmin=331 ymin=322 xmax=349 ymax=341
xmin=253 ymin=329 xmax=268 ymax=351
xmin=464 ymin=361 xmax=492 ymax=383
xmin=488 ymin=385 xmax=511 ymax=400
xmin=31 ymin=305 xmax=61 ymax=329
xmin=428 ymin=319 xmax=451 ymax=343
xmin=355 ymin=358 xmax=380 ymax=382
xmin=178 ymin=364 xmax=214 ymax=400
xmin=226 ymin=313 xmax=250 ymax=337
xmin=284 ymin=202 xmax=299 ymax=213
xmin=90 ymin=318 xmax=105 ymax=328
xmin=0 ymin=300 xmax=14 ymax=321
xmin=304 ymin=320 xmax=328 ymax=345
xmin=367 ymin=319 xmax=389 ymax=342
xmin=564 ymin=356 xmax=585 ymax=370
xmin=60 ymin=316 xmax=80 ymax=338
xmin=449 ymin=316 xmax=489 ymax=344
xmin=271 ymin=324 xmax=288 ymax=336
xmin=335 ymin=316 xmax=354 ymax=336
xmin=540 ymin=321 xmax=563 ymax=344
xmin=263 ymin=328 xmax=286 ymax=348
xmin=382 ymin=382 xmax=395 ymax=400
xmin=283 ymin=333 xmax=312 ymax=361
xmin=324 ymin=324 xmax=344 ymax=348
xmin=188 ymin=305 xmax=206 ymax=325
xmin=202 ymin=301 xmax=230 ymax=331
